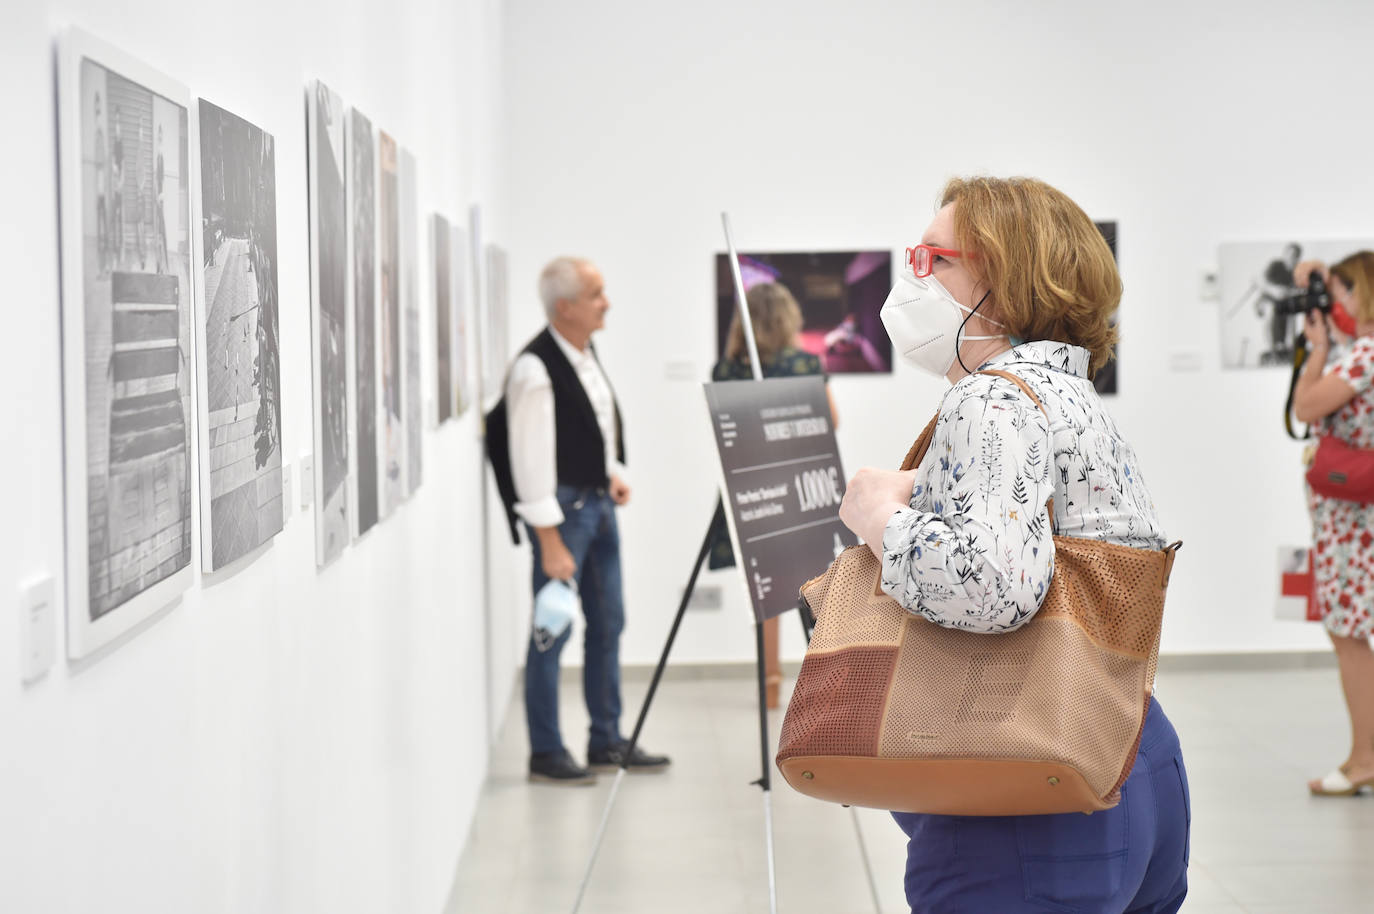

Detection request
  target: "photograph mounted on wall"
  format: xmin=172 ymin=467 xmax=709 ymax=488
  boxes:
xmin=306 ymin=79 xmax=350 ymax=568
xmin=194 ymin=99 xmax=283 ymax=572
xmin=1092 ymin=220 xmax=1119 ymax=396
xmin=377 ymin=130 xmax=403 ymax=517
xmin=399 ymin=149 xmax=422 ymax=494
xmin=57 ymin=29 xmax=195 ymax=657
xmin=348 ymin=109 xmax=378 ymax=538
xmin=1219 ymin=239 xmax=1374 ymax=370
xmin=714 ymin=250 xmax=893 ymax=375
xmin=453 ymin=227 xmax=471 ymax=417
xmin=433 ymin=213 xmax=453 ymax=426
xmin=482 ymin=239 xmax=510 ymax=410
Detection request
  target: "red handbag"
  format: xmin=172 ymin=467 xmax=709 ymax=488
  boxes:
xmin=1306 ymin=436 xmax=1374 ymax=503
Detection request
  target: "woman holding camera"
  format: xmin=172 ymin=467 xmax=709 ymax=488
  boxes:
xmin=1291 ymin=252 xmax=1374 ymax=796
xmin=839 ymin=176 xmax=1189 ymax=912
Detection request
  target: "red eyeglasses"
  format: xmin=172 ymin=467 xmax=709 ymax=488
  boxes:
xmin=905 ymin=244 xmax=968 ymax=278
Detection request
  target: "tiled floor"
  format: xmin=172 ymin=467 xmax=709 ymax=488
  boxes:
xmin=447 ymin=665 xmax=1374 ymax=913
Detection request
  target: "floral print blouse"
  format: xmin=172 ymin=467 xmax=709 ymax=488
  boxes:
xmin=1321 ymin=336 xmax=1374 ymax=447
xmin=880 ymin=341 xmax=1167 ymax=633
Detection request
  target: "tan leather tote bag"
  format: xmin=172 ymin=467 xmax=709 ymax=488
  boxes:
xmin=776 ymin=370 xmax=1182 ymax=816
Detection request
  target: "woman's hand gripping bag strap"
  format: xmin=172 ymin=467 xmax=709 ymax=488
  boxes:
xmin=777 ymin=369 xmax=1183 ymax=816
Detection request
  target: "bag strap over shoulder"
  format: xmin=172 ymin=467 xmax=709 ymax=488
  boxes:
xmin=897 ymin=368 xmax=1056 ymax=518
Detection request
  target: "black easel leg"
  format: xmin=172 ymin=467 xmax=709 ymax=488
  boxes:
xmin=571 ymin=519 xmax=714 ymax=914
xmin=617 ymin=524 xmax=713 ymax=768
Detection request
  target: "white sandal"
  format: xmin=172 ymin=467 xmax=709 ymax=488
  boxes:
xmin=1309 ymin=768 xmax=1374 ymax=796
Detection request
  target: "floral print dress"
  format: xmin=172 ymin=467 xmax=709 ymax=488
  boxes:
xmin=1308 ymin=336 xmax=1374 ymax=638
xmin=881 ymin=341 xmax=1167 ymax=632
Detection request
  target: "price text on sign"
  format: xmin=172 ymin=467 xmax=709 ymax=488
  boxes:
xmin=703 ymin=377 xmax=857 ymax=622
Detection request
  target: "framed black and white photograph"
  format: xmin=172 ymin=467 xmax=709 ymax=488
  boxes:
xmin=58 ymin=29 xmax=195 ymax=657
xmin=348 ymin=108 xmax=378 ymax=538
xmin=377 ymin=130 xmax=403 ymax=516
xmin=483 ymin=242 xmax=509 ymax=410
xmin=306 ymin=79 xmax=350 ymax=567
xmin=193 ymin=99 xmax=283 ymax=572
xmin=453 ymin=226 xmax=471 ymax=417
xmin=1219 ymin=239 xmax=1374 ymax=370
xmin=399 ymin=149 xmax=422 ymax=495
xmin=433 ymin=213 xmax=453 ymax=426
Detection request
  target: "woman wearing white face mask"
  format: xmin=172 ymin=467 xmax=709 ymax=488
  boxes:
xmin=838 ymin=176 xmax=1190 ymax=913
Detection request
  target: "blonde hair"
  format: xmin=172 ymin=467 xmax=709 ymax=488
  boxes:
xmin=940 ymin=176 xmax=1121 ymax=375
xmin=1331 ymin=252 xmax=1374 ymax=325
xmin=726 ymin=282 xmax=803 ymax=362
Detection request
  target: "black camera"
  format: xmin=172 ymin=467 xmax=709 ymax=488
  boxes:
xmin=1275 ymin=271 xmax=1332 ymax=317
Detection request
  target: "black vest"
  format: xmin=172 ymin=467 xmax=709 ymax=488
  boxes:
xmin=524 ymin=329 xmax=626 ymax=487
xmin=485 ymin=328 xmax=626 ymax=544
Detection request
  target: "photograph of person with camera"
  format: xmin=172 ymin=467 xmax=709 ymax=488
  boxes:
xmin=1218 ymin=241 xmax=1374 ymax=369
xmin=1290 ymin=251 xmax=1374 ymax=795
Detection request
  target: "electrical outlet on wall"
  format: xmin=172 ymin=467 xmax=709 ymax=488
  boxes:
xmin=686 ymin=584 xmax=723 ymax=610
xmin=19 ymin=575 xmax=56 ymax=684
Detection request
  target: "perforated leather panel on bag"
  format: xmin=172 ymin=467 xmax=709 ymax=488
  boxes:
xmin=777 ymin=387 xmax=1180 ymax=817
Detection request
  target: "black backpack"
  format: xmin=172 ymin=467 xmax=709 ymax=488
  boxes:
xmin=483 ymin=396 xmax=523 ymax=545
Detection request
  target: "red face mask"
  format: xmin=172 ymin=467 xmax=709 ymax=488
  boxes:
xmin=1332 ymin=301 xmax=1358 ymax=337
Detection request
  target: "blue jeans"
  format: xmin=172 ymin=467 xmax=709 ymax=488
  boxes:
xmin=892 ymin=698 xmax=1190 ymax=913
xmin=525 ymin=485 xmax=625 ymax=756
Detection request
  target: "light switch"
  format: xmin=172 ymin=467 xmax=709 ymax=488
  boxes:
xmin=1200 ymin=270 xmax=1220 ymax=302
xmin=1169 ymin=351 xmax=1205 ymax=373
xmin=300 ymin=455 xmax=315 ymax=510
xmin=19 ymin=575 xmax=56 ymax=684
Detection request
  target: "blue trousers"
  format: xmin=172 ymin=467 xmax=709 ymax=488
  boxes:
xmin=892 ymin=698 xmax=1190 ymax=913
xmin=525 ymin=485 xmax=625 ymax=756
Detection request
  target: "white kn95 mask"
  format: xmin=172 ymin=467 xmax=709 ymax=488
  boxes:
xmin=880 ymin=269 xmax=1004 ymax=377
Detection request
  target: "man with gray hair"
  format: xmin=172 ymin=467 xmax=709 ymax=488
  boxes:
xmin=503 ymin=257 xmax=670 ymax=784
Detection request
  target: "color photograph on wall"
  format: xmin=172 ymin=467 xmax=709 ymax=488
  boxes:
xmin=306 ymin=80 xmax=349 ymax=568
xmin=433 ymin=213 xmax=453 ymax=426
xmin=399 ymin=149 xmax=422 ymax=495
xmin=1219 ymin=239 xmax=1374 ymax=370
xmin=377 ymin=130 xmax=403 ymax=517
xmin=1093 ymin=220 xmax=1119 ymax=396
xmin=714 ymin=250 xmax=893 ymax=375
xmin=194 ymin=99 xmax=283 ymax=572
xmin=1276 ymin=546 xmax=1320 ymax=623
xmin=453 ymin=226 xmax=471 ymax=417
xmin=58 ymin=29 xmax=195 ymax=657
xmin=348 ymin=109 xmax=378 ymax=538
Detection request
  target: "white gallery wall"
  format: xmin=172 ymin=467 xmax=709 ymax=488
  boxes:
xmin=2 ymin=0 xmax=506 ymax=911
xmin=501 ymin=0 xmax=1374 ymax=670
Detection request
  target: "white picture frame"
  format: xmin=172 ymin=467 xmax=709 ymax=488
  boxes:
xmin=57 ymin=28 xmax=197 ymax=658
xmin=306 ymin=79 xmax=351 ymax=568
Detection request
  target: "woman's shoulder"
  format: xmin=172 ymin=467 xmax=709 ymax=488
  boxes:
xmin=771 ymin=347 xmax=824 ymax=376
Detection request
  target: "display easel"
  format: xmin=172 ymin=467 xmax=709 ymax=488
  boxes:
xmin=570 ymin=215 xmax=882 ymax=914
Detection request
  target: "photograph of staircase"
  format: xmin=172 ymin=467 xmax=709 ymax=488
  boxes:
xmin=195 ymin=99 xmax=282 ymax=572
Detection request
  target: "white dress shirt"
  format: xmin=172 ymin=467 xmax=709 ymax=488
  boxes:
xmin=880 ymin=341 xmax=1167 ymax=634
xmin=507 ymin=326 xmax=628 ymax=528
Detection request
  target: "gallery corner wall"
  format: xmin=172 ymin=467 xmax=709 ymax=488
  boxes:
xmin=2 ymin=1 xmax=508 ymax=911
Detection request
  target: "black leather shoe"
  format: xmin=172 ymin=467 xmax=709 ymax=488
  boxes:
xmin=528 ymin=751 xmax=596 ymax=785
xmin=587 ymin=740 xmax=671 ymax=773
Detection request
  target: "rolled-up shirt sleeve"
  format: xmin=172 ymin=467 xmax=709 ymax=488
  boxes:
xmin=507 ymin=354 xmax=564 ymax=528
xmin=879 ymin=377 xmax=1055 ymax=633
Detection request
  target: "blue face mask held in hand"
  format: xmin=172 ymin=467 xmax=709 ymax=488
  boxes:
xmin=533 ymin=578 xmax=579 ymax=652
